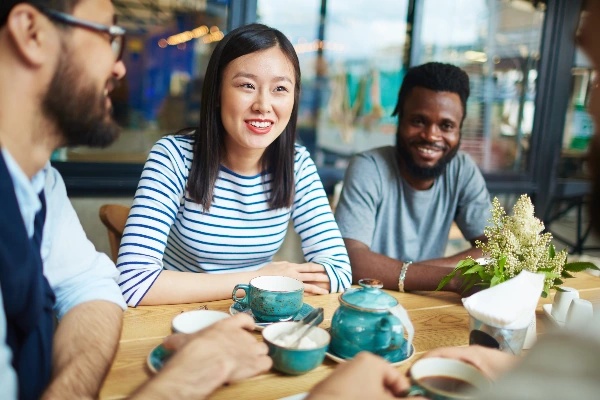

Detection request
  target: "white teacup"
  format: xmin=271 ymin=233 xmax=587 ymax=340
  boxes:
xmin=551 ymin=287 xmax=579 ymax=322
xmin=565 ymin=298 xmax=594 ymax=328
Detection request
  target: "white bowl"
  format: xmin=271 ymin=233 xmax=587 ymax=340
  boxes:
xmin=172 ymin=310 xmax=230 ymax=334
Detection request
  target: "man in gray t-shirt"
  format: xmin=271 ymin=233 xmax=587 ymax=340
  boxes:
xmin=335 ymin=62 xmax=491 ymax=294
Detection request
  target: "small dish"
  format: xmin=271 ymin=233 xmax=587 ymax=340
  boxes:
xmin=229 ymin=302 xmax=315 ymax=331
xmin=325 ymin=343 xmax=416 ymax=367
xmin=262 ymin=321 xmax=330 ymax=375
xmin=147 ymin=344 xmax=173 ymax=374
xmin=172 ymin=310 xmax=230 ymax=334
xmin=542 ymin=304 xmax=564 ymax=327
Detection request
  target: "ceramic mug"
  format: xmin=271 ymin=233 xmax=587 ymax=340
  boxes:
xmin=565 ymin=298 xmax=594 ymax=328
xmin=551 ymin=287 xmax=579 ymax=322
xmin=232 ymin=276 xmax=304 ymax=322
xmin=406 ymin=357 xmax=490 ymax=399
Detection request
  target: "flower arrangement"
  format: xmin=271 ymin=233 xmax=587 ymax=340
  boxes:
xmin=437 ymin=195 xmax=599 ymax=297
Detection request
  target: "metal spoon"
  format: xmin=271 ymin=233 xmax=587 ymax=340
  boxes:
xmin=273 ymin=307 xmax=324 ymax=348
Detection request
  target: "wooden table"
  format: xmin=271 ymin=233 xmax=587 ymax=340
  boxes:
xmin=100 ymin=273 xmax=600 ymax=399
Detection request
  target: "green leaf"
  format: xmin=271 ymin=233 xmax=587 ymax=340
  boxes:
xmin=554 ymin=278 xmax=564 ymax=285
xmin=462 ymin=278 xmax=478 ymax=294
xmin=537 ymin=267 xmax=553 ymax=273
xmin=548 ymin=244 xmax=556 ymax=259
xmin=498 ymin=256 xmax=506 ymax=274
xmin=463 ymin=265 xmax=484 ymax=275
xmin=454 ymin=259 xmax=477 ymax=272
xmin=490 ymin=275 xmax=501 ymax=287
xmin=564 ymin=262 xmax=599 ymax=272
xmin=478 ymin=270 xmax=494 ymax=281
xmin=554 ymin=286 xmax=567 ymax=292
xmin=436 ymin=270 xmax=458 ymax=291
xmin=543 ymin=282 xmax=550 ymax=297
xmin=561 ymin=270 xmax=574 ymax=279
xmin=543 ymin=272 xmax=561 ymax=280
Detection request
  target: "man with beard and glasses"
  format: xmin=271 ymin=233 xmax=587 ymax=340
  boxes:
xmin=0 ymin=1 xmax=270 ymax=399
xmin=335 ymin=62 xmax=491 ymax=294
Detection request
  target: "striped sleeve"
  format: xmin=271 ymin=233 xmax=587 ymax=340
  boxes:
xmin=291 ymin=147 xmax=352 ymax=292
xmin=116 ymin=136 xmax=187 ymax=306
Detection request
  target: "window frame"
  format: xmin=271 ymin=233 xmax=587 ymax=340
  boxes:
xmin=54 ymin=0 xmax=582 ymax=201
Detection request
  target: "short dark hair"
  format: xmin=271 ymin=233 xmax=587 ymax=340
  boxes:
xmin=1 ymin=1 xmax=79 ymax=26
xmin=187 ymin=23 xmax=301 ymax=211
xmin=392 ymin=62 xmax=470 ymax=126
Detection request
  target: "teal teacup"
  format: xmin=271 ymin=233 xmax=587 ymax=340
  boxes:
xmin=262 ymin=321 xmax=330 ymax=375
xmin=406 ymin=357 xmax=490 ymax=399
xmin=232 ymin=276 xmax=304 ymax=322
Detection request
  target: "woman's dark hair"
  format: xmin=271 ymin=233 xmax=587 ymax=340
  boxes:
xmin=188 ymin=23 xmax=301 ymax=211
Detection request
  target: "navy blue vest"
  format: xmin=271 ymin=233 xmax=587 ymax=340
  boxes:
xmin=0 ymin=152 xmax=56 ymax=400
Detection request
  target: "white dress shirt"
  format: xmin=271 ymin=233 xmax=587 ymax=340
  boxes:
xmin=0 ymin=148 xmax=127 ymax=398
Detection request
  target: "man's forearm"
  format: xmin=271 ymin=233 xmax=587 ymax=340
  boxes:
xmin=348 ymin=242 xmax=483 ymax=292
xmin=42 ymin=301 xmax=123 ymax=400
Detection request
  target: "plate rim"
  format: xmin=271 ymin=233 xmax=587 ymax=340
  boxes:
xmin=324 ymin=343 xmax=416 ymax=367
xmin=147 ymin=344 xmax=169 ymax=374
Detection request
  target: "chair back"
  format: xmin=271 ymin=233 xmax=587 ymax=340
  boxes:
xmin=99 ymin=204 xmax=130 ymax=262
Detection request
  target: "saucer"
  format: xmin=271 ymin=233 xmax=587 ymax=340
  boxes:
xmin=147 ymin=344 xmax=173 ymax=374
xmin=325 ymin=343 xmax=416 ymax=367
xmin=229 ymin=302 xmax=315 ymax=331
xmin=542 ymin=304 xmax=565 ymax=327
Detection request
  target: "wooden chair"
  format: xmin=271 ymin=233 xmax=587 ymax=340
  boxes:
xmin=99 ymin=204 xmax=130 ymax=262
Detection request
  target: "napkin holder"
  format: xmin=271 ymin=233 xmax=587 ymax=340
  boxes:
xmin=469 ymin=315 xmax=528 ymax=355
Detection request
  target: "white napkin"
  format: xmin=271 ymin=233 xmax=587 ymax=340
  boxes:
xmin=462 ymin=270 xmax=545 ymax=330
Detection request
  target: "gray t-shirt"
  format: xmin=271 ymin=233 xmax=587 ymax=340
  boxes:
xmin=335 ymin=146 xmax=491 ymax=262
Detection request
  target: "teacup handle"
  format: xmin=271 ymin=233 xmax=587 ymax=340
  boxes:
xmin=232 ymin=284 xmax=250 ymax=306
xmin=404 ymin=385 xmax=426 ymax=397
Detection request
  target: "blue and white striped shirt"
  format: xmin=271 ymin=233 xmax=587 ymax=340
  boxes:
xmin=117 ymin=135 xmax=351 ymax=306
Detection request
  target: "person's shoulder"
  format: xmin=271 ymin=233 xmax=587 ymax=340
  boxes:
xmin=293 ymin=143 xmax=315 ymax=173
xmin=45 ymin=165 xmax=67 ymax=197
xmin=443 ymin=151 xmax=486 ymax=191
xmin=294 ymin=143 xmax=310 ymax=161
xmin=447 ymin=151 xmax=480 ymax=173
xmin=350 ymin=146 xmax=396 ymax=172
xmin=151 ymin=132 xmax=195 ymax=164
xmin=155 ymin=132 xmax=195 ymax=152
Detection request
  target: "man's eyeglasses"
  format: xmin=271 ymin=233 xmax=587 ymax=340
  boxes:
xmin=37 ymin=7 xmax=126 ymax=61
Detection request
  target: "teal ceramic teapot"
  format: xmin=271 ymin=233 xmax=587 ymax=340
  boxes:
xmin=329 ymin=279 xmax=414 ymax=362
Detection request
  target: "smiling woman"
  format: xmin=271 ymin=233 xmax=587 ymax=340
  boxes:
xmin=116 ymin=24 xmax=352 ymax=307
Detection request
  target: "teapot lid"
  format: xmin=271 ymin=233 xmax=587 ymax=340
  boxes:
xmin=340 ymin=279 xmax=398 ymax=311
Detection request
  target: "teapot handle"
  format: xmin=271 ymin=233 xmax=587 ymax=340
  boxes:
xmin=374 ymin=316 xmax=399 ymax=351
xmin=389 ymin=305 xmax=414 ymax=351
xmin=374 ymin=306 xmax=414 ymax=355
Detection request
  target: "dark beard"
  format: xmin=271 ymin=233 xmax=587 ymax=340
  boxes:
xmin=590 ymin=132 xmax=600 ymax=234
xmin=396 ymin=137 xmax=460 ymax=180
xmin=42 ymin=47 xmax=121 ymax=148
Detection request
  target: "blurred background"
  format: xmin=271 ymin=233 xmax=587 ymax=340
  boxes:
xmin=54 ymin=0 xmax=598 ymax=260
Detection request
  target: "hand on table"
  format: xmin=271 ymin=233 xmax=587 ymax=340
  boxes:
xmin=306 ymin=352 xmax=413 ymax=400
xmin=161 ymin=313 xmax=271 ymax=383
xmin=133 ymin=314 xmax=271 ymax=399
xmin=422 ymin=345 xmax=518 ymax=380
xmin=259 ymin=261 xmax=330 ymax=295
